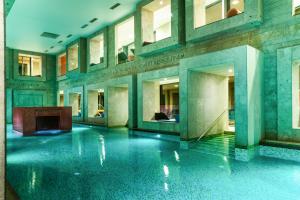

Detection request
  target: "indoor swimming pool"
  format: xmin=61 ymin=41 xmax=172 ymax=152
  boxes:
xmin=6 ymin=124 xmax=300 ymax=200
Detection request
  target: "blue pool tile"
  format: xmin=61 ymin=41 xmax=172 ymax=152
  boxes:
xmin=6 ymin=124 xmax=300 ymax=200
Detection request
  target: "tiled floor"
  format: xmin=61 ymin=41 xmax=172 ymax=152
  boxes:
xmin=6 ymin=124 xmax=300 ymax=200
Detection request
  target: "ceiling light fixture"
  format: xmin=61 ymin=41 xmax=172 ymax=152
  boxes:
xmin=81 ymin=24 xmax=88 ymax=29
xmin=160 ymin=0 xmax=164 ymax=5
xmin=228 ymin=69 xmax=233 ymax=73
xmin=231 ymin=0 xmax=240 ymax=5
xmin=90 ymin=18 xmax=98 ymax=23
xmin=110 ymin=3 xmax=121 ymax=10
xmin=41 ymin=32 xmax=60 ymax=39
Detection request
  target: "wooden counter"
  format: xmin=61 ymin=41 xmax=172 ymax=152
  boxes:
xmin=13 ymin=107 xmax=72 ymax=136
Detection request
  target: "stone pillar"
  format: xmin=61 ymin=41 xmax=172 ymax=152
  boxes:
xmin=0 ymin=0 xmax=5 ymax=198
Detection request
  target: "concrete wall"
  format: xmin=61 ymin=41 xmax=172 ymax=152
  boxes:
xmin=107 ymin=87 xmax=129 ymax=127
xmin=105 ymin=75 xmax=137 ymax=128
xmin=4 ymin=0 xmax=300 ymax=144
xmin=85 ymin=83 xmax=106 ymax=124
xmin=66 ymin=86 xmax=84 ymax=121
xmin=180 ymin=46 xmax=264 ymax=148
xmin=5 ymin=48 xmax=57 ymax=123
xmin=0 ymin=0 xmax=5 ymax=197
xmin=188 ymin=71 xmax=228 ymax=138
xmin=143 ymin=81 xmax=160 ymax=121
xmin=277 ymin=45 xmax=300 ymax=142
xmin=69 ymin=93 xmax=80 ymax=116
xmin=88 ymin=90 xmax=98 ymax=117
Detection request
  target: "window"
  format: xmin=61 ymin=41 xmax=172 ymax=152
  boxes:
xmin=115 ymin=17 xmax=135 ymax=65
xmin=88 ymin=89 xmax=105 ymax=118
xmin=57 ymin=53 xmax=66 ymax=76
xmin=89 ymin=34 xmax=104 ymax=66
xmin=59 ymin=90 xmax=64 ymax=106
xmin=194 ymin=0 xmax=244 ymax=28
xmin=293 ymin=0 xmax=300 ymax=15
xmin=68 ymin=44 xmax=79 ymax=71
xmin=143 ymin=77 xmax=179 ymax=122
xmin=142 ymin=0 xmax=172 ymax=46
xmin=18 ymin=54 xmax=42 ymax=77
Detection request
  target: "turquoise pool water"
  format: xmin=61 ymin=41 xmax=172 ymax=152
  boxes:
xmin=6 ymin=125 xmax=300 ymax=200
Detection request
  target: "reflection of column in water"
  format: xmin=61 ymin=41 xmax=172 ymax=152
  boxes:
xmin=72 ymin=133 xmax=82 ymax=157
xmin=97 ymin=135 xmax=106 ymax=166
xmin=28 ymin=166 xmax=43 ymax=194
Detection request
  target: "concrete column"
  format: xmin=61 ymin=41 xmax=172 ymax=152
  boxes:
xmin=0 ymin=0 xmax=5 ymax=198
xmin=188 ymin=71 xmax=228 ymax=139
xmin=143 ymin=81 xmax=160 ymax=121
xmin=88 ymin=91 xmax=98 ymax=118
xmin=108 ymin=87 xmax=129 ymax=127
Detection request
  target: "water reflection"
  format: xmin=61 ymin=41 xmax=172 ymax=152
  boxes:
xmin=97 ymin=135 xmax=106 ymax=166
xmin=174 ymin=151 xmax=180 ymax=162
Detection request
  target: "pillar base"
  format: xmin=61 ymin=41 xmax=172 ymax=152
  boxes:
xmin=235 ymin=146 xmax=259 ymax=162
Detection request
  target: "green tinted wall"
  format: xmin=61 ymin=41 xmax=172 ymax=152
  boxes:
xmin=5 ymin=48 xmax=57 ymax=123
xmin=6 ymin=0 xmax=300 ymax=142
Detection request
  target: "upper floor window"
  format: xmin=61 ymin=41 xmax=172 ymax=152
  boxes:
xmin=293 ymin=0 xmax=300 ymax=15
xmin=89 ymin=33 xmax=104 ymax=66
xmin=68 ymin=44 xmax=79 ymax=71
xmin=194 ymin=0 xmax=244 ymax=28
xmin=18 ymin=54 xmax=42 ymax=77
xmin=142 ymin=0 xmax=172 ymax=46
xmin=57 ymin=53 xmax=66 ymax=76
xmin=115 ymin=17 xmax=135 ymax=65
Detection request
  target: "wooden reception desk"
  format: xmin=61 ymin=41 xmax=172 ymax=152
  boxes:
xmin=13 ymin=107 xmax=72 ymax=136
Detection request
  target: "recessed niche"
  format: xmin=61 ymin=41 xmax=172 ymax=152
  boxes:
xmin=143 ymin=76 xmax=179 ymax=123
xmin=88 ymin=89 xmax=105 ymax=118
xmin=115 ymin=17 xmax=135 ymax=65
xmin=89 ymin=34 xmax=104 ymax=66
xmin=141 ymin=0 xmax=172 ymax=46
xmin=194 ymin=0 xmax=244 ymax=28
xmin=69 ymin=92 xmax=82 ymax=117
xmin=57 ymin=52 xmax=66 ymax=76
xmin=68 ymin=44 xmax=79 ymax=71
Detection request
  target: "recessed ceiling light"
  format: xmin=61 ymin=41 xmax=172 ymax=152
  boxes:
xmin=81 ymin=24 xmax=88 ymax=29
xmin=110 ymin=3 xmax=121 ymax=10
xmin=90 ymin=18 xmax=98 ymax=23
xmin=160 ymin=0 xmax=164 ymax=5
xmin=41 ymin=32 xmax=60 ymax=39
xmin=232 ymin=0 xmax=240 ymax=5
xmin=228 ymin=69 xmax=233 ymax=73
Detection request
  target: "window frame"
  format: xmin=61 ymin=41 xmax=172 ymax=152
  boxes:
xmin=18 ymin=53 xmax=42 ymax=77
xmin=87 ymin=28 xmax=108 ymax=72
xmin=67 ymin=43 xmax=79 ymax=71
xmin=13 ymin=50 xmax=46 ymax=81
xmin=114 ymin=16 xmax=136 ymax=65
xmin=185 ymin=0 xmax=262 ymax=43
xmin=57 ymin=52 xmax=67 ymax=77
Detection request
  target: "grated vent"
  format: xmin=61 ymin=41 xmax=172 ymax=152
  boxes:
xmin=41 ymin=32 xmax=60 ymax=39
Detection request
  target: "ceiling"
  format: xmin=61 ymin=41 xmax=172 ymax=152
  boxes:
xmin=194 ymin=64 xmax=234 ymax=77
xmin=6 ymin=0 xmax=142 ymax=55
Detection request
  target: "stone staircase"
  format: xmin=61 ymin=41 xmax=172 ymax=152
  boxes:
xmin=191 ymin=134 xmax=235 ymax=158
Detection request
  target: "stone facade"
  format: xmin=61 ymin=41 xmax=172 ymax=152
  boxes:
xmin=5 ymin=0 xmax=300 ymax=148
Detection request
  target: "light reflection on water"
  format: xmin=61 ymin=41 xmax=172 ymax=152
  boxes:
xmin=6 ymin=124 xmax=300 ymax=200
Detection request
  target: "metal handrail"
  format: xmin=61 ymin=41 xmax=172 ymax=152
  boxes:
xmin=196 ymin=109 xmax=228 ymax=142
